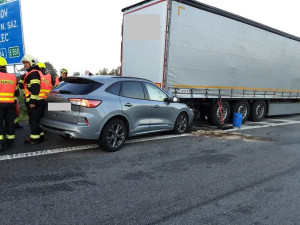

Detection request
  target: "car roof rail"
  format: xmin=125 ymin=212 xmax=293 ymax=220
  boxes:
xmin=112 ymin=76 xmax=153 ymax=83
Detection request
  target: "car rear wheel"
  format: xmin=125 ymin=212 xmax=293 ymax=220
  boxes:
xmin=99 ymin=119 xmax=128 ymax=152
xmin=174 ymin=112 xmax=189 ymax=134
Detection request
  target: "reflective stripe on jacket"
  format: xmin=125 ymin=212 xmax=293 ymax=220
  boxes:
xmin=24 ymin=70 xmax=50 ymax=101
xmin=0 ymin=72 xmax=17 ymax=104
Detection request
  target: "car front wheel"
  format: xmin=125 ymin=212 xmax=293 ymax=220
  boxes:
xmin=174 ymin=112 xmax=189 ymax=134
xmin=99 ymin=119 xmax=128 ymax=152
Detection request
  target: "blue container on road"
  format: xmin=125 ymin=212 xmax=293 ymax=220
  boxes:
xmin=233 ymin=113 xmax=242 ymax=128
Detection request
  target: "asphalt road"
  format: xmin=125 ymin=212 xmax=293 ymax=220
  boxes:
xmin=0 ymin=116 xmax=299 ymax=225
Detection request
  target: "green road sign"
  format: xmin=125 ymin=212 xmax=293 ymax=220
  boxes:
xmin=0 ymin=0 xmax=7 ymax=5
xmin=9 ymin=46 xmax=20 ymax=58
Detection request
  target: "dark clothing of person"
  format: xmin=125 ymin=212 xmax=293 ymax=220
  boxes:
xmin=23 ymin=66 xmax=45 ymax=106
xmin=59 ymin=76 xmax=66 ymax=82
xmin=40 ymin=69 xmax=46 ymax=75
xmin=0 ymin=105 xmax=15 ymax=144
xmin=0 ymin=68 xmax=17 ymax=145
xmin=27 ymin=103 xmax=45 ymax=139
xmin=20 ymin=66 xmax=46 ymax=142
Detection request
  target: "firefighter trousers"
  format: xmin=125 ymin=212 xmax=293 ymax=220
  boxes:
xmin=0 ymin=104 xmax=16 ymax=144
xmin=27 ymin=102 xmax=45 ymax=141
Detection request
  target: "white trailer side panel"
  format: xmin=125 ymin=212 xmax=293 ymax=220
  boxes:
xmin=122 ymin=0 xmax=168 ymax=87
xmin=166 ymin=1 xmax=300 ymax=91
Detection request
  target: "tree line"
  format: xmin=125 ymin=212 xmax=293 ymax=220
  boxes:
xmin=18 ymin=62 xmax=121 ymax=77
xmin=49 ymin=62 xmax=121 ymax=76
xmin=73 ymin=67 xmax=121 ymax=76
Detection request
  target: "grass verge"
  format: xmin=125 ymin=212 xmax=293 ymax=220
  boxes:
xmin=18 ymin=94 xmax=28 ymax=122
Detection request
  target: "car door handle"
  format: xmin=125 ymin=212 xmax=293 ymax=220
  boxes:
xmin=124 ymin=103 xmax=133 ymax=107
xmin=154 ymin=105 xmax=160 ymax=108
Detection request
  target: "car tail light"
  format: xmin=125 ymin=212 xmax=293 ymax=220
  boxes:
xmin=68 ymin=99 xmax=102 ymax=108
xmin=85 ymin=118 xmax=89 ymax=125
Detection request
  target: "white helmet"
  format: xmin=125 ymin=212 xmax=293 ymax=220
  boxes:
xmin=21 ymin=54 xmax=37 ymax=67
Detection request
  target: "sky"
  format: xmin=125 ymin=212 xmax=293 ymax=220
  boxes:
xmin=7 ymin=0 xmax=300 ymax=74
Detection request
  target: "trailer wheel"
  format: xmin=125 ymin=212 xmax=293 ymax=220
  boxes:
xmin=231 ymin=101 xmax=250 ymax=123
xmin=209 ymin=100 xmax=230 ymax=126
xmin=250 ymin=101 xmax=267 ymax=122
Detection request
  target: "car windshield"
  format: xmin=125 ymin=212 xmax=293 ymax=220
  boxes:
xmin=54 ymin=78 xmax=103 ymax=95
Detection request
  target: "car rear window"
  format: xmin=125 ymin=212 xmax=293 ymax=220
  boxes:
xmin=106 ymin=82 xmax=121 ymax=96
xmin=55 ymin=78 xmax=103 ymax=95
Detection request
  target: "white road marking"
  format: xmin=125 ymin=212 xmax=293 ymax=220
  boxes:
xmin=0 ymin=145 xmax=98 ymax=161
xmin=1 ymin=119 xmax=299 ymax=161
xmin=225 ymin=120 xmax=300 ymax=132
xmin=0 ymin=134 xmax=191 ymax=161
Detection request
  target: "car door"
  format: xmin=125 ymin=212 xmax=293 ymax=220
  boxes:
xmin=144 ymin=82 xmax=177 ymax=130
xmin=120 ymin=81 xmax=152 ymax=134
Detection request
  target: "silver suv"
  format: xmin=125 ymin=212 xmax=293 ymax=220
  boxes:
xmin=40 ymin=76 xmax=194 ymax=151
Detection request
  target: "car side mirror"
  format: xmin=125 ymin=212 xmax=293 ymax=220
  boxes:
xmin=172 ymin=97 xmax=179 ymax=102
xmin=164 ymin=98 xmax=171 ymax=103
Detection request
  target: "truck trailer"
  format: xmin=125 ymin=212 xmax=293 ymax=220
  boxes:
xmin=121 ymin=0 xmax=300 ymax=126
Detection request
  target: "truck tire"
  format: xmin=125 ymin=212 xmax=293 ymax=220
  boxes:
xmin=231 ymin=101 xmax=250 ymax=123
xmin=209 ymin=100 xmax=230 ymax=126
xmin=250 ymin=101 xmax=267 ymax=122
xmin=99 ymin=119 xmax=128 ymax=152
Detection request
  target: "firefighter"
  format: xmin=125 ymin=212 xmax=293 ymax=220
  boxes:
xmin=37 ymin=62 xmax=54 ymax=141
xmin=37 ymin=62 xmax=54 ymax=95
xmin=21 ymin=55 xmax=47 ymax=144
xmin=59 ymin=68 xmax=68 ymax=82
xmin=39 ymin=63 xmax=60 ymax=88
xmin=0 ymin=57 xmax=18 ymax=151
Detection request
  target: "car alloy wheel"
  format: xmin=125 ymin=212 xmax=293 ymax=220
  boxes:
xmin=107 ymin=124 xmax=125 ymax=148
xmin=100 ymin=119 xmax=128 ymax=152
xmin=174 ymin=113 xmax=189 ymax=134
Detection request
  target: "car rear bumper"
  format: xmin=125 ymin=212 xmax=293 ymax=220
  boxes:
xmin=40 ymin=118 xmax=100 ymax=140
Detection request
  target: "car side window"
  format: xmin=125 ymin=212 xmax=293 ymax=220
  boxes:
xmin=106 ymin=82 xmax=121 ymax=96
xmin=145 ymin=83 xmax=168 ymax=102
xmin=120 ymin=81 xmax=145 ymax=99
